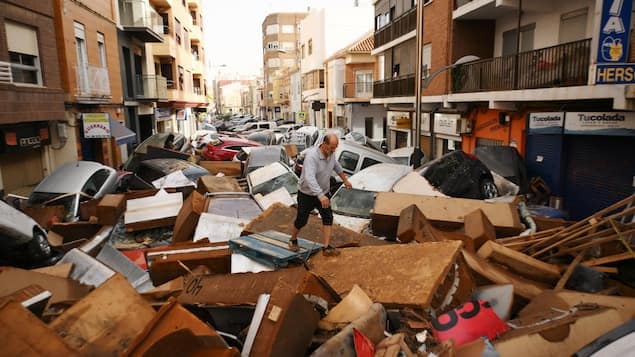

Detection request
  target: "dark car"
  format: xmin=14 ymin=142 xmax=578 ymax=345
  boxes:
xmin=474 ymin=146 xmax=528 ymax=194
xmin=417 ymin=151 xmax=498 ymax=199
xmin=0 ymin=200 xmax=61 ymax=268
xmin=122 ymin=158 xmax=209 ymax=190
xmin=246 ymin=130 xmax=277 ymax=146
xmin=122 ymin=132 xmax=191 ymax=172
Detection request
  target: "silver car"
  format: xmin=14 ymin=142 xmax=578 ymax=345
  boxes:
xmin=28 ymin=161 xmax=118 ymax=221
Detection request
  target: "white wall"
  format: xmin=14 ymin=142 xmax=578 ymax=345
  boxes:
xmin=300 ymin=9 xmax=326 ymax=74
xmin=290 ymin=72 xmax=302 ymax=115
xmin=351 ymin=103 xmax=386 ymax=140
xmin=493 ymin=0 xmax=596 ymax=56
xmin=327 ymin=58 xmax=346 ymax=103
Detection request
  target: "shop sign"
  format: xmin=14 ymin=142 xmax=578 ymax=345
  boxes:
xmin=420 ymin=112 xmax=431 ymax=133
xmin=434 ymin=113 xmax=461 ymax=136
xmin=528 ymin=112 xmax=564 ymax=134
xmin=595 ymin=63 xmax=635 ymax=84
xmin=176 ymin=109 xmax=189 ymax=120
xmin=389 ymin=111 xmax=411 ymax=128
xmin=82 ymin=113 xmax=111 ymax=138
xmin=297 ymin=112 xmax=306 ymax=122
xmin=0 ymin=122 xmax=51 ymax=153
xmin=275 ymin=106 xmax=281 ymax=113
xmin=597 ymin=0 xmax=633 ymax=63
xmin=564 ymin=112 xmax=635 ymax=136
xmin=155 ymin=108 xmax=171 ymax=120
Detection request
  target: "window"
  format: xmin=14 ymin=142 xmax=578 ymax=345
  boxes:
xmin=183 ymin=28 xmax=189 ymax=49
xmin=82 ymin=169 xmax=110 ymax=196
xmin=267 ymin=41 xmax=280 ymax=50
xmin=74 ymin=22 xmax=89 ymax=90
xmin=178 ymin=65 xmax=184 ymax=90
xmin=190 ymin=10 xmax=197 ymax=25
xmin=191 ymin=44 xmax=199 ymax=60
xmin=308 ymin=39 xmax=313 ymax=55
xmin=338 ymin=151 xmax=359 ymax=172
xmin=281 ymin=24 xmax=295 ymax=33
xmin=364 ymin=117 xmax=374 ymax=138
xmin=174 ymin=18 xmax=181 ymax=44
xmin=361 ymin=157 xmax=380 ymax=170
xmin=160 ymin=13 xmax=169 ymax=34
xmin=422 ymin=43 xmax=432 ymax=77
xmin=5 ymin=21 xmax=42 ymax=85
xmin=181 ymin=0 xmax=185 ymax=6
xmin=161 ymin=62 xmax=175 ymax=88
xmin=97 ymin=32 xmax=107 ymax=68
xmin=503 ymin=23 xmax=535 ymax=56
xmin=355 ymin=71 xmax=372 ymax=95
xmin=266 ymin=24 xmax=278 ymax=35
xmin=301 ymin=44 xmax=305 ymax=59
xmin=559 ymin=8 xmax=588 ymax=43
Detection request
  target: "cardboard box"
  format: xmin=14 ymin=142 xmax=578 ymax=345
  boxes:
xmin=124 ymin=190 xmax=183 ymax=232
xmin=172 ymin=191 xmax=207 ymax=244
xmin=198 ymin=161 xmax=243 ymax=177
xmin=97 ymin=194 xmax=125 ymax=225
xmin=196 ymin=176 xmax=242 ymax=195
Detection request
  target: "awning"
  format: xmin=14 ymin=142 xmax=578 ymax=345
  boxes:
xmin=109 ymin=117 xmax=137 ymax=145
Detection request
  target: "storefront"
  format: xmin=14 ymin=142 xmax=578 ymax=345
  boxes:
xmin=0 ymin=121 xmax=51 ymax=195
xmin=526 ymin=111 xmax=635 ymax=219
xmin=155 ymin=108 xmax=173 ymax=133
xmin=461 ymin=108 xmax=526 ymax=156
xmin=387 ymin=111 xmax=412 ymax=150
xmin=81 ymin=113 xmax=137 ymax=167
xmin=433 ymin=113 xmax=463 ymax=158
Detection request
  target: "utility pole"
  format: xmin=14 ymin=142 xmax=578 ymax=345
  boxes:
xmin=412 ymin=0 xmax=425 ymax=167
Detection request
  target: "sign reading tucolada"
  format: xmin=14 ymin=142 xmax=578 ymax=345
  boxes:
xmin=564 ymin=112 xmax=635 ymax=136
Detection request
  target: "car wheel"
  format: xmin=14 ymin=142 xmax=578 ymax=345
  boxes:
xmin=480 ymin=178 xmax=498 ymax=199
xmin=28 ymin=230 xmax=52 ymax=261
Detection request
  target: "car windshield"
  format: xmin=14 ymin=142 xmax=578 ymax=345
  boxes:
xmin=251 ymin=172 xmax=298 ymax=196
xmin=393 ymin=156 xmax=410 ymax=166
xmin=331 ymin=188 xmax=375 ymax=218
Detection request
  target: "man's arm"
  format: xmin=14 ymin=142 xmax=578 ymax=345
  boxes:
xmin=337 ymin=171 xmax=352 ymax=189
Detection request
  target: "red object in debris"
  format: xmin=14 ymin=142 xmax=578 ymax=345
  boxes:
xmin=121 ymin=249 xmax=148 ymax=271
xmin=432 ymin=299 xmax=509 ymax=346
xmin=353 ymin=328 xmax=375 ymax=357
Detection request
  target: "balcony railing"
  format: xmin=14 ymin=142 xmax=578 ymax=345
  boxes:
xmin=0 ymin=61 xmax=12 ymax=83
xmin=135 ymin=74 xmax=167 ymax=99
xmin=76 ymin=64 xmax=111 ymax=98
xmin=119 ymin=0 xmax=163 ymax=40
xmin=452 ymin=38 xmax=591 ymax=93
xmin=343 ymin=82 xmax=373 ymax=99
xmin=373 ymin=74 xmax=415 ymax=98
xmin=374 ymin=7 xmax=417 ymax=49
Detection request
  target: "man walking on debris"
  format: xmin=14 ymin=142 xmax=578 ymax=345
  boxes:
xmin=289 ymin=133 xmax=352 ymax=256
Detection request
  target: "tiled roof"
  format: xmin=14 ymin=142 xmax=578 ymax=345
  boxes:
xmin=348 ymin=33 xmax=374 ymax=53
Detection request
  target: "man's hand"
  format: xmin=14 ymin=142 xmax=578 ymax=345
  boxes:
xmin=343 ymin=178 xmax=352 ymax=189
xmin=319 ymin=195 xmax=330 ymax=208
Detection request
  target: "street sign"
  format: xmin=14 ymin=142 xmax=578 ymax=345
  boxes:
xmin=82 ymin=113 xmax=111 ymax=138
xmin=297 ymin=112 xmax=306 ymax=122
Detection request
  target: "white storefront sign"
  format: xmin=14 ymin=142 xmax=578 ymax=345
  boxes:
xmin=433 ymin=113 xmax=461 ymax=136
xmin=83 ymin=113 xmax=111 ymax=138
xmin=565 ymin=112 xmax=635 ymax=136
xmin=528 ymin=112 xmax=565 ymax=134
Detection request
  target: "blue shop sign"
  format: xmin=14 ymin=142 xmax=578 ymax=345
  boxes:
xmin=596 ymin=63 xmax=635 ymax=84
xmin=597 ymin=0 xmax=633 ymax=63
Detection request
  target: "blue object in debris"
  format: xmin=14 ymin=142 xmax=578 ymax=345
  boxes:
xmin=527 ymin=204 xmax=569 ymax=219
xmin=229 ymin=230 xmax=323 ymax=269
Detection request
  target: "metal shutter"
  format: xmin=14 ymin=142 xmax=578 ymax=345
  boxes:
xmin=525 ymin=134 xmax=565 ymax=196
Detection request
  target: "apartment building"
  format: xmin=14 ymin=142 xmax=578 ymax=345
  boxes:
xmin=52 ymin=0 xmax=126 ymax=168
xmin=444 ymin=0 xmax=635 ymax=219
xmin=0 ymin=0 xmax=66 ymax=197
xmin=300 ymin=5 xmax=374 ymax=128
xmin=149 ymin=0 xmax=208 ymax=139
xmin=324 ymin=32 xmax=386 ymax=138
xmin=262 ymin=12 xmax=306 ymax=121
xmin=117 ymin=0 xmax=165 ymax=144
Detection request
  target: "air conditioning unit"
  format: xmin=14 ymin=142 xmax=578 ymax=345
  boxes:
xmin=458 ymin=118 xmax=473 ymax=134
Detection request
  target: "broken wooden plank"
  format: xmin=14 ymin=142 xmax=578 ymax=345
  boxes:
xmin=463 ymin=208 xmax=497 ymax=250
xmin=462 ymin=250 xmax=548 ymax=300
xmin=125 ymin=190 xmax=183 ymax=232
xmin=555 ymin=249 xmax=587 ymax=291
xmin=32 ymin=263 xmax=74 ymax=279
xmin=196 ymin=175 xmax=243 ymax=194
xmin=310 ymin=242 xmax=473 ymax=309
xmin=243 ymin=203 xmax=386 ymax=247
xmin=0 ymin=267 xmax=90 ymax=306
xmin=581 ymin=252 xmax=634 ymax=267
xmin=198 ymin=161 xmax=243 ymax=177
xmin=49 ymin=274 xmax=155 ymax=356
xmin=372 ymin=192 xmax=524 ymax=238
xmin=477 ymin=241 xmax=561 ymax=283
xmin=0 ymin=301 xmax=80 ymax=356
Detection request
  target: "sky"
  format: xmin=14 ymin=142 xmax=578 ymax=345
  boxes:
xmin=203 ymin=0 xmax=363 ymax=77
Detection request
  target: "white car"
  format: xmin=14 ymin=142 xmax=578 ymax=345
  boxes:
xmin=191 ymin=128 xmax=219 ymax=149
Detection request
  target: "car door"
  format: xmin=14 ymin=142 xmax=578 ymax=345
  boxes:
xmin=338 ymin=150 xmax=360 ymax=176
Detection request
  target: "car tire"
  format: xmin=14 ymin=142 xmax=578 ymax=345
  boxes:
xmin=480 ymin=178 xmax=498 ymax=199
xmin=28 ymin=230 xmax=52 ymax=261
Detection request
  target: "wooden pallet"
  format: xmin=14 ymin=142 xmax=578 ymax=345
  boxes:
xmin=229 ymin=230 xmax=323 ymax=268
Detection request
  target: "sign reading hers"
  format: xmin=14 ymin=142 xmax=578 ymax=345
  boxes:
xmin=565 ymin=112 xmax=635 ymax=136
xmin=83 ymin=113 xmax=111 ymax=138
xmin=528 ymin=112 xmax=564 ymax=134
xmin=597 ymin=0 xmax=633 ymax=63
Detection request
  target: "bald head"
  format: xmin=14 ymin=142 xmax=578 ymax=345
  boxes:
xmin=323 ymin=133 xmax=339 ymax=145
xmin=320 ymin=133 xmax=339 ymax=157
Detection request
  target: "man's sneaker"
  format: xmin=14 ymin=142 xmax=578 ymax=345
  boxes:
xmin=322 ymin=245 xmax=340 ymax=257
xmin=288 ymin=239 xmax=300 ymax=252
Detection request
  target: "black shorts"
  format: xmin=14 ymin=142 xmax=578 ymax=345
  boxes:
xmin=294 ymin=191 xmax=333 ymax=229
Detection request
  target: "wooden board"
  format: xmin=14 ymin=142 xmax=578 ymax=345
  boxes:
xmin=0 ymin=267 xmax=90 ymax=305
xmin=198 ymin=161 xmax=243 ymax=177
xmin=242 ymin=203 xmax=387 ymax=247
xmin=0 ymin=301 xmax=80 ymax=356
xmin=477 ymin=241 xmax=561 ymax=283
xmin=229 ymin=231 xmax=323 ymax=268
xmin=32 ymin=263 xmax=74 ymax=279
xmin=372 ymin=192 xmax=523 ymax=237
xmin=462 ymin=250 xmax=548 ymax=300
xmin=49 ymin=274 xmax=156 ymax=356
xmin=309 ymin=241 xmax=464 ymax=308
xmin=196 ymin=176 xmax=243 ymax=194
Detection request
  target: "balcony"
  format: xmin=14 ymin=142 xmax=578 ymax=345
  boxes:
xmin=373 ymin=74 xmax=415 ymax=98
xmin=119 ymin=0 xmax=163 ymax=42
xmin=0 ymin=61 xmax=12 ymax=83
xmin=134 ymin=74 xmax=167 ymax=100
xmin=452 ymin=39 xmax=591 ymax=93
xmin=75 ymin=64 xmax=111 ymax=100
xmin=149 ymin=0 xmax=170 ymax=8
xmin=189 ymin=26 xmax=201 ymax=42
xmin=374 ymin=7 xmax=417 ymax=49
xmin=343 ymin=82 xmax=373 ymax=100
xmin=153 ymin=36 xmax=177 ymax=58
